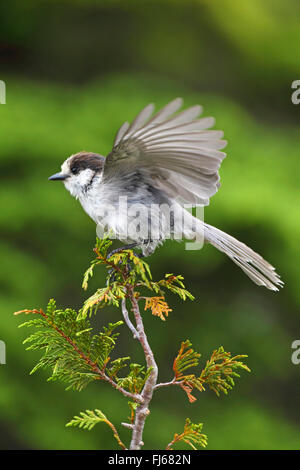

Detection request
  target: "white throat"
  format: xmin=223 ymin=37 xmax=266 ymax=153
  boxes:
xmin=64 ymin=168 xmax=97 ymax=199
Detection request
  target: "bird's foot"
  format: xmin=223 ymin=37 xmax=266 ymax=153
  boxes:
xmin=106 ymin=244 xmax=141 ymax=285
xmin=107 ymin=243 xmax=138 ymax=260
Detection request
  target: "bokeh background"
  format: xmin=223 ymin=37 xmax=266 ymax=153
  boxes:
xmin=1 ymin=0 xmax=300 ymax=450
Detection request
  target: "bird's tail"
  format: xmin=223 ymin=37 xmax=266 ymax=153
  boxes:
xmin=204 ymin=223 xmax=283 ymax=291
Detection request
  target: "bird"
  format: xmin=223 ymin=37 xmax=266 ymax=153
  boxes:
xmin=49 ymin=98 xmax=283 ymax=291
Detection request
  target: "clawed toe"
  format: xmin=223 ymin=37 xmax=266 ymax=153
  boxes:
xmin=107 ymin=243 xmax=138 ymax=260
xmin=105 ymin=244 xmax=145 ymax=284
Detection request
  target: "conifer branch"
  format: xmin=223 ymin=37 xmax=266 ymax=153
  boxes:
xmin=14 ymin=307 xmax=143 ymax=404
xmin=154 ymin=379 xmax=182 ymax=390
xmin=15 ymin=236 xmax=250 ymax=450
xmin=66 ymin=409 xmax=126 ymax=450
xmin=125 ymin=286 xmax=158 ymax=450
xmin=166 ymin=418 xmax=208 ymax=450
xmin=121 ymin=299 xmax=139 ymax=340
xmin=155 ymin=340 xmax=250 ymax=403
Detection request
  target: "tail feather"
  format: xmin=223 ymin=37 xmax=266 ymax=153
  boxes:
xmin=204 ymin=223 xmax=283 ymax=291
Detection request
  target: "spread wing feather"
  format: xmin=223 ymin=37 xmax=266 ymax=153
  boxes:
xmin=113 ymin=121 xmax=130 ymax=147
xmin=103 ymin=99 xmax=283 ymax=291
xmin=106 ymin=98 xmax=227 ymax=206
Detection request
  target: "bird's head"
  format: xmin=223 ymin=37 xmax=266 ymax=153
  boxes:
xmin=49 ymin=151 xmax=105 ymax=198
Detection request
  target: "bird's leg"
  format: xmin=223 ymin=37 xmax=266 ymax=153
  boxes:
xmin=106 ymin=242 xmax=151 ymax=283
xmin=124 ymin=251 xmax=146 ymax=276
xmin=107 ymin=243 xmax=138 ymax=260
xmin=106 ymin=243 xmax=139 ymax=283
xmin=123 ymin=240 xmax=154 ymax=275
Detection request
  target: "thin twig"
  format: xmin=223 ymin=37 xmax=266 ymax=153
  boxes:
xmin=154 ymin=379 xmax=182 ymax=390
xmin=126 ymin=286 xmax=158 ymax=450
xmin=103 ymin=371 xmax=143 ymax=404
xmin=121 ymin=299 xmax=139 ymax=340
xmin=103 ymin=418 xmax=127 ymax=450
xmin=121 ymin=422 xmax=134 ymax=430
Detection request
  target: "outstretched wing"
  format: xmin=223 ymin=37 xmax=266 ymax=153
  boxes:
xmin=103 ymin=98 xmax=227 ymax=206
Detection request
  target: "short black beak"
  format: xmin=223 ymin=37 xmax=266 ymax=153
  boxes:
xmin=48 ymin=172 xmax=69 ymax=181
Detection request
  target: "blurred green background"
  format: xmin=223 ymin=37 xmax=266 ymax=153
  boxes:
xmin=1 ymin=0 xmax=300 ymax=450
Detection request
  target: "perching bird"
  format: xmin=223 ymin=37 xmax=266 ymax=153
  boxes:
xmin=49 ymin=98 xmax=283 ymax=291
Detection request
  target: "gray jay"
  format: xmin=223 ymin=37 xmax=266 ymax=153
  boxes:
xmin=49 ymin=98 xmax=283 ymax=291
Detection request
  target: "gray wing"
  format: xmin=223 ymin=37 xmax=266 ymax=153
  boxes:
xmin=103 ymin=98 xmax=227 ymax=206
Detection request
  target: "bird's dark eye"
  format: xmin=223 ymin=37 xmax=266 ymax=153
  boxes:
xmin=71 ymin=166 xmax=78 ymax=175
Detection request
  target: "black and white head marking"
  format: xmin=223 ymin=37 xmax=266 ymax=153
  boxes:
xmin=61 ymin=151 xmax=105 ymax=198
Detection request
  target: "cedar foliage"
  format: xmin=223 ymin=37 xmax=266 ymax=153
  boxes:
xmin=15 ymin=237 xmax=250 ymax=450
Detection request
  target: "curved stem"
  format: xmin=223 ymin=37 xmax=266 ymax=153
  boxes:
xmin=121 ymin=299 xmax=139 ymax=340
xmin=125 ymin=287 xmax=158 ymax=450
xmin=154 ymin=379 xmax=182 ymax=390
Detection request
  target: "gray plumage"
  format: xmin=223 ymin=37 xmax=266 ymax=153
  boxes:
xmin=49 ymin=98 xmax=283 ymax=291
